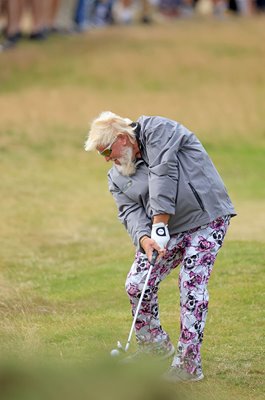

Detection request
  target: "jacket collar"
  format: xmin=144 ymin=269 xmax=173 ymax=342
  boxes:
xmin=130 ymin=122 xmax=142 ymax=153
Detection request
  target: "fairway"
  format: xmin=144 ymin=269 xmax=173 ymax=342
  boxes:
xmin=0 ymin=17 xmax=264 ymax=399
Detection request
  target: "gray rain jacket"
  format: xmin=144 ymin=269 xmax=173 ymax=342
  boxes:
xmin=108 ymin=116 xmax=236 ymax=249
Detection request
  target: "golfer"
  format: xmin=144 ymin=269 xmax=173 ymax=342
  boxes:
xmin=85 ymin=112 xmax=236 ymax=382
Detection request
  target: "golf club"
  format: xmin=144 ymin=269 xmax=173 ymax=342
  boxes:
xmin=110 ymin=249 xmax=159 ymax=357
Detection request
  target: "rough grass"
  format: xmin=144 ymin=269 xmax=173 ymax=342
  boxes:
xmin=0 ymin=17 xmax=264 ymax=400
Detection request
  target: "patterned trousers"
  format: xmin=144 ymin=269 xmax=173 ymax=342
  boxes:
xmin=125 ymin=215 xmax=231 ymax=375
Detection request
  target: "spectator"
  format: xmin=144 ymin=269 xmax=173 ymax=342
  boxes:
xmin=93 ymin=0 xmax=114 ymax=27
xmin=112 ymin=0 xmax=139 ymax=24
xmin=159 ymin=0 xmax=181 ymax=18
xmin=55 ymin=0 xmax=76 ymax=32
xmin=256 ymin=0 xmax=265 ymax=11
xmin=112 ymin=0 xmax=152 ymax=24
xmin=24 ymin=0 xmax=46 ymax=40
xmin=44 ymin=0 xmax=62 ymax=34
xmin=0 ymin=0 xmax=24 ymax=52
xmin=74 ymin=0 xmax=96 ymax=30
xmin=140 ymin=0 xmax=152 ymax=22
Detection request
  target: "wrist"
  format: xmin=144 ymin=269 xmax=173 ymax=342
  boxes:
xmin=153 ymin=214 xmax=169 ymax=225
xmin=140 ymin=235 xmax=150 ymax=246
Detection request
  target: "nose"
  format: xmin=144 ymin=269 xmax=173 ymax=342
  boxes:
xmin=105 ymin=156 xmax=111 ymax=162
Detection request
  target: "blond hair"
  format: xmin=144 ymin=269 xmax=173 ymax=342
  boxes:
xmin=84 ymin=111 xmax=136 ymax=151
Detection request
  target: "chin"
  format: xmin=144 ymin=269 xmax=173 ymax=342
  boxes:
xmin=115 ymin=147 xmax=137 ymax=176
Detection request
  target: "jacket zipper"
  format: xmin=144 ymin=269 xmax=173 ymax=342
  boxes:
xmin=188 ymin=183 xmax=205 ymax=211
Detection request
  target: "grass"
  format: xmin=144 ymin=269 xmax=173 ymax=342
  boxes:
xmin=0 ymin=16 xmax=265 ymax=400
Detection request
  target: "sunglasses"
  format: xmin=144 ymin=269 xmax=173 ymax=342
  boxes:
xmin=98 ymin=138 xmax=117 ymax=157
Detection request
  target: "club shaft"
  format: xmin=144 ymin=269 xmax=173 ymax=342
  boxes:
xmin=125 ymin=250 xmax=158 ymax=352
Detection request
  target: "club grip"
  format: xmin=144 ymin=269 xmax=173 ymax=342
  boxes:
xmin=150 ymin=250 xmax=159 ymax=265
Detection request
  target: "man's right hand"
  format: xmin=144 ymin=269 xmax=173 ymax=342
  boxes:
xmin=140 ymin=236 xmax=165 ymax=262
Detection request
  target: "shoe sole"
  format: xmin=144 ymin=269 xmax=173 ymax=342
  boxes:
xmin=188 ymin=373 xmax=204 ymax=382
xmin=163 ymin=372 xmax=204 ymax=383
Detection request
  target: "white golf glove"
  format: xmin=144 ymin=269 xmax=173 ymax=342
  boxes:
xmin=151 ymin=222 xmax=170 ymax=250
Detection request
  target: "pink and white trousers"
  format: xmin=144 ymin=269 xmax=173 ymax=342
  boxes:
xmin=125 ymin=215 xmax=231 ymax=376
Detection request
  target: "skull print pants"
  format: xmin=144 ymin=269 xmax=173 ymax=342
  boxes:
xmin=125 ymin=215 xmax=231 ymax=375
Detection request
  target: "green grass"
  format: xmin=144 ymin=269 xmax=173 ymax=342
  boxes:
xmin=0 ymin=17 xmax=264 ymax=400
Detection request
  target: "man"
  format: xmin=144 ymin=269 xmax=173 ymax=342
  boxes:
xmin=84 ymin=111 xmax=236 ymax=382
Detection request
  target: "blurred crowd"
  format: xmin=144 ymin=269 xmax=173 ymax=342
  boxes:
xmin=0 ymin=0 xmax=264 ymax=52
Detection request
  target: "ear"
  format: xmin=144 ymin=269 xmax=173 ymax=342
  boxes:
xmin=119 ymin=134 xmax=130 ymax=145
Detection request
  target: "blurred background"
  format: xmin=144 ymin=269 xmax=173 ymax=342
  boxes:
xmin=0 ymin=0 xmax=265 ymax=51
xmin=0 ymin=1 xmax=264 ymax=400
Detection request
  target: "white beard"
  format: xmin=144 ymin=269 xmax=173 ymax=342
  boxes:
xmin=115 ymin=146 xmax=136 ymax=176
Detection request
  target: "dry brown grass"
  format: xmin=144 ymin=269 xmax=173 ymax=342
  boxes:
xmin=0 ymin=18 xmax=264 ymax=142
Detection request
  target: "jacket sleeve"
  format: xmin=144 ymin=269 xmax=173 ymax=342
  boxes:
xmin=108 ymin=175 xmax=151 ymax=249
xmin=145 ymin=119 xmax=189 ymax=216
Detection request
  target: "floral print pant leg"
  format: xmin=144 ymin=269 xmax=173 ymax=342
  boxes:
xmin=125 ymin=244 xmax=184 ymax=354
xmin=125 ymin=215 xmax=231 ymax=370
xmin=171 ymin=215 xmax=231 ymax=375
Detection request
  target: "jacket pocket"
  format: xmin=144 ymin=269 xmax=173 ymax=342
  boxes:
xmin=188 ymin=183 xmax=205 ymax=211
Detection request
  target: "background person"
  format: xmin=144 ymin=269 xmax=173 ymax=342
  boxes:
xmin=26 ymin=0 xmax=47 ymax=40
xmin=0 ymin=0 xmax=24 ymax=52
xmin=84 ymin=111 xmax=236 ymax=382
xmin=44 ymin=0 xmax=62 ymax=34
xmin=0 ymin=0 xmax=62 ymax=51
xmin=54 ymin=0 xmax=76 ymax=32
xmin=74 ymin=0 xmax=95 ymax=31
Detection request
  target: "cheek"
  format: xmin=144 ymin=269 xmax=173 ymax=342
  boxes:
xmin=112 ymin=148 xmax=124 ymax=161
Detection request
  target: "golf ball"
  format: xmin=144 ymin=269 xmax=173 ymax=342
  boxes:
xmin=110 ymin=349 xmax=120 ymax=357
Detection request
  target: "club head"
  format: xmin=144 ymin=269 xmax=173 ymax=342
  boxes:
xmin=117 ymin=341 xmax=123 ymax=350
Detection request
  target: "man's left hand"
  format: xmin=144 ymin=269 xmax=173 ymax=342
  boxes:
xmin=151 ymin=222 xmax=170 ymax=251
